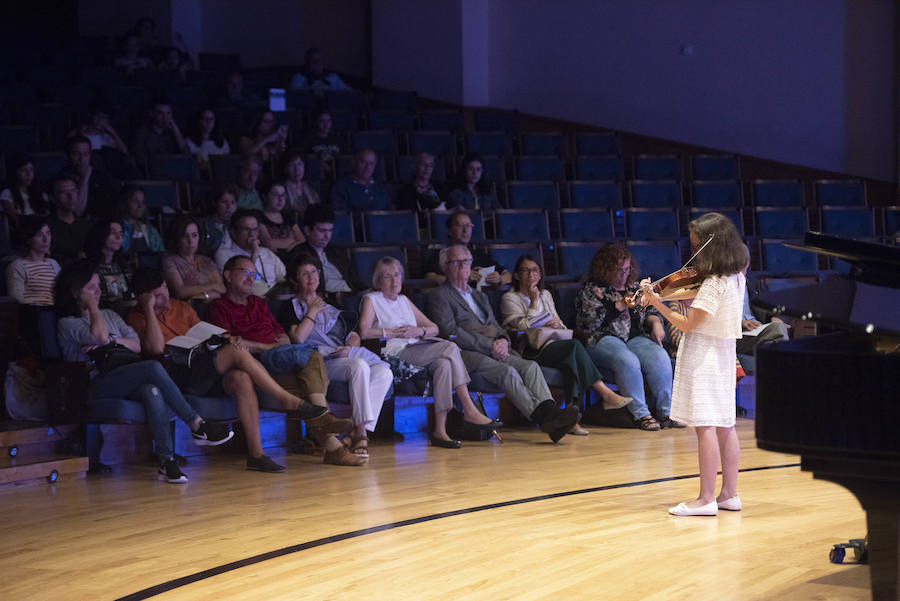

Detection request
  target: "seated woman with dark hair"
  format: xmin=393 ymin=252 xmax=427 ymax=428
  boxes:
xmin=280 ymin=149 xmax=320 ymax=219
xmin=1 ymin=153 xmax=49 ymax=226
xmin=54 ymin=260 xmax=233 ymax=482
xmin=358 ymin=256 xmax=498 ymax=448
xmin=186 ymin=108 xmax=231 ymax=175
xmin=575 ymin=243 xmax=681 ymax=431
xmin=162 ymin=214 xmax=226 ymax=302
xmin=282 ymin=252 xmax=392 ymax=457
xmin=5 ymin=215 xmax=59 ymax=306
xmin=500 ymin=255 xmax=632 ymax=435
xmin=395 ymin=152 xmax=446 ymax=231
xmin=197 ymin=183 xmax=238 ymax=256
xmin=85 ymin=219 xmax=135 ymax=307
xmin=239 ymin=110 xmax=287 ymax=165
xmin=447 ymin=153 xmax=499 ymax=214
xmin=258 ymin=180 xmax=305 ymax=255
xmin=118 ymin=185 xmax=164 ymax=253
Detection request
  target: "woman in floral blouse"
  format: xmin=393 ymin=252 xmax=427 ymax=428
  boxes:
xmin=575 ymin=244 xmax=680 ymax=431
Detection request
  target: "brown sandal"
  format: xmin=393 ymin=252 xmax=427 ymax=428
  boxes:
xmin=636 ymin=415 xmax=661 ymax=431
xmin=350 ymin=436 xmax=369 ymax=456
xmin=323 ymin=445 xmax=368 ymax=466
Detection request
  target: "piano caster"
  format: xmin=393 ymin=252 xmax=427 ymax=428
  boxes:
xmin=829 ymin=538 xmax=868 ymax=564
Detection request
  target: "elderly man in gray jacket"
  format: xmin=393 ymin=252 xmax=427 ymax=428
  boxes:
xmin=427 ymin=244 xmax=579 ymax=443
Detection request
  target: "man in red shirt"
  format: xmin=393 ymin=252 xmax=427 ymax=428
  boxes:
xmin=127 ymin=268 xmax=351 ymax=472
xmin=208 ymin=256 xmax=366 ymax=466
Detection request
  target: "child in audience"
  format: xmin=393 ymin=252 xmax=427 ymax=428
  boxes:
xmin=639 ymin=212 xmax=748 ymax=516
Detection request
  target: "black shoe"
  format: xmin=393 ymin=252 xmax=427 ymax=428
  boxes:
xmin=430 ymin=435 xmax=462 ymax=449
xmin=158 ymin=458 xmax=188 ymax=483
xmin=192 ymin=420 xmax=235 ymax=446
xmin=246 ymin=454 xmax=286 ymax=473
xmin=462 ymin=418 xmax=502 ymax=434
xmin=540 ymin=406 xmax=581 ymax=443
xmin=658 ymin=417 xmax=687 ymax=429
xmin=286 ymin=403 xmax=328 ymax=420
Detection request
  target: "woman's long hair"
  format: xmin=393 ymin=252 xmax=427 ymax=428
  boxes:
xmin=54 ymin=260 xmax=97 ymax=317
xmin=4 ymin=153 xmax=48 ymax=216
xmin=587 ymin=243 xmax=640 ymax=286
xmin=688 ymin=212 xmax=749 ymax=278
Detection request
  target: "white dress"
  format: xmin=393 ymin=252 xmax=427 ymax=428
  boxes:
xmin=670 ymin=273 xmax=745 ymax=427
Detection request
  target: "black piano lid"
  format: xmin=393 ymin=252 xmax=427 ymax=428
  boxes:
xmin=751 ymin=232 xmax=900 ymax=336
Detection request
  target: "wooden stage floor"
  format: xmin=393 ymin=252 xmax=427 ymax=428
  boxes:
xmin=0 ymin=418 xmax=871 ymax=600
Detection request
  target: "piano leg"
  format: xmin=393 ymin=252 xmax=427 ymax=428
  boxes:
xmin=810 ymin=467 xmax=900 ymax=601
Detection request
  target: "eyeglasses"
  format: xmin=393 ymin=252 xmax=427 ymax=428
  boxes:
xmin=518 ymin=267 xmax=541 ymax=275
xmin=297 ymin=269 xmax=319 ymax=279
xmin=446 ymin=259 xmax=472 ymax=268
xmin=229 ymin=268 xmax=260 ymax=280
xmin=381 ymin=272 xmax=403 ymax=280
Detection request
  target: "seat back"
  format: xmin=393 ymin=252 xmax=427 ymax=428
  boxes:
xmin=761 ymin=239 xmax=819 ymax=274
xmin=363 ymin=211 xmax=419 ymax=243
xmin=568 ymin=181 xmax=622 ymax=209
xmin=519 ymin=132 xmax=567 ymax=157
xmin=494 ymin=209 xmax=550 ymax=241
xmin=691 ymin=180 xmax=742 ymax=208
xmin=575 ymin=156 xmax=621 ymax=181
xmin=506 ymin=182 xmax=560 ymax=209
xmin=407 ymin=131 xmax=457 ymax=157
xmin=474 ymin=109 xmax=519 ymax=132
xmin=351 ymin=246 xmax=406 ymax=286
xmin=466 ymin=132 xmax=513 ymax=156
xmin=351 ymin=130 xmax=399 ymax=156
xmin=626 ymin=241 xmax=683 ymax=280
xmin=691 ymin=154 xmax=739 ymax=180
xmin=560 ymin=208 xmax=614 ymax=241
xmin=689 ymin=208 xmax=744 ymax=237
xmin=755 ymin=207 xmax=808 ymax=238
xmin=515 ymin=156 xmax=565 ymax=181
xmin=625 ymin=208 xmax=679 ymax=239
xmin=633 ymin=155 xmax=681 ymax=181
xmin=753 ymin=179 xmax=804 ymax=207
xmin=331 ymin=212 xmax=356 ymax=245
xmin=820 ymin=207 xmax=875 ymax=238
xmin=629 ymin=181 xmax=682 ymax=208
xmin=575 ymin=132 xmax=618 ymax=156
xmin=557 ymin=241 xmax=605 ymax=280
xmin=484 ymin=243 xmax=542 ymax=275
xmin=418 ymin=110 xmax=464 ymax=132
xmin=814 ymin=180 xmax=865 ymax=206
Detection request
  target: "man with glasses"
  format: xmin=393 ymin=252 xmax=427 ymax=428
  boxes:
xmin=214 ymin=208 xmax=285 ymax=296
xmin=424 ymin=210 xmax=510 ymax=287
xmin=208 ymin=256 xmax=365 ymax=467
xmin=427 ymin=244 xmax=580 ymax=443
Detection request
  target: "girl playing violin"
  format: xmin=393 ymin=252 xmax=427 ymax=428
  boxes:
xmin=639 ymin=212 xmax=749 ymax=516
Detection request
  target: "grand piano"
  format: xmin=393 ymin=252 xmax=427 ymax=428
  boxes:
xmin=753 ymin=232 xmax=900 ymax=600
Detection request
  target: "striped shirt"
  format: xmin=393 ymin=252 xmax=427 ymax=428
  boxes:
xmin=5 ymin=257 xmax=60 ymax=306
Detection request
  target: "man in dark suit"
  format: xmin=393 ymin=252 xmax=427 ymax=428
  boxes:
xmin=427 ymin=244 xmax=579 ymax=443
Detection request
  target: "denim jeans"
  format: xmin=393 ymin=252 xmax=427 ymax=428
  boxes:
xmin=258 ymin=343 xmax=316 ymax=374
xmin=588 ymin=335 xmax=673 ymax=420
xmin=89 ymin=360 xmax=200 ymax=460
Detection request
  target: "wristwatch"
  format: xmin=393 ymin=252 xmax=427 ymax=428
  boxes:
xmin=108 ymin=333 xmax=117 ymax=344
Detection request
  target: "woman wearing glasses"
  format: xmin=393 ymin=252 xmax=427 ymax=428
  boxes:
xmin=500 ymin=256 xmax=631 ymax=435
xmin=281 ymin=252 xmax=392 ymax=457
xmin=358 ymin=256 xmax=496 ymax=448
xmin=575 ymin=244 xmax=680 ymax=431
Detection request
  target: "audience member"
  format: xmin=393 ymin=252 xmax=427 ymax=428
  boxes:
xmin=359 ymin=256 xmax=496 ymax=447
xmin=162 ymin=215 xmax=225 ymax=301
xmin=736 ymin=273 xmax=790 ymax=355
xmin=280 ymin=149 xmax=320 ymax=218
xmin=156 ymin=44 xmax=194 ymax=83
xmin=234 ymin=154 xmax=264 ymax=210
xmin=299 ymin=109 xmax=342 ymax=163
xmin=85 ymin=218 xmax=134 ymax=306
xmin=282 ymin=252 xmax=393 ymax=457
xmin=132 ymin=17 xmax=161 ymax=59
xmin=186 ymin=108 xmax=231 ymax=174
xmin=197 ymin=183 xmax=237 ymax=256
xmin=500 ymin=255 xmax=634 ymax=435
xmin=258 ymin=181 xmax=305 ymax=254
xmin=239 ymin=110 xmax=287 ymax=164
xmin=331 ymin=148 xmax=391 ymax=212
xmin=290 ymin=204 xmax=360 ymax=304
xmin=208 ymin=255 xmax=364 ymax=466
xmin=217 ymin=71 xmax=263 ymax=109
xmin=5 ymin=216 xmax=59 ymax=306
xmin=447 ymin=154 xmax=498 ymax=213
xmin=133 ymin=101 xmax=189 ymax=167
xmin=115 ymin=32 xmax=153 ymax=74
xmin=214 ymin=209 xmax=286 ymax=296
xmin=395 ymin=152 xmax=446 ymax=217
xmin=575 ymin=244 xmax=676 ymax=430
xmin=289 ymin=47 xmax=351 ymax=91
xmin=427 ymin=245 xmax=580 ymax=443
xmin=60 ymin=135 xmax=120 ymax=218
xmin=54 ymin=260 xmax=233 ymax=483
xmin=424 ymin=211 xmax=510 ymax=286
xmin=1 ymin=153 xmax=49 ymax=225
xmin=69 ymin=111 xmax=141 ymax=180
xmin=47 ymin=175 xmax=91 ymax=261
xmin=126 ymin=269 xmax=330 ymax=473
xmin=118 ymin=185 xmax=164 ymax=253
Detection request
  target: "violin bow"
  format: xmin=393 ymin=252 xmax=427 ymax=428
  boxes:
xmin=628 ymin=233 xmax=716 ymax=305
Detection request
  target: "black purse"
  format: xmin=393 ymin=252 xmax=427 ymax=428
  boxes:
xmin=87 ymin=342 xmax=143 ymax=374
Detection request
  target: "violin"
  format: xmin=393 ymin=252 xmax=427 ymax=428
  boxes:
xmin=624 ymin=233 xmax=716 ymax=308
xmin=624 ymin=267 xmax=701 ymax=307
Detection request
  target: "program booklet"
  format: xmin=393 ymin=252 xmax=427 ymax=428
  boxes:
xmin=166 ymin=322 xmax=227 ymax=350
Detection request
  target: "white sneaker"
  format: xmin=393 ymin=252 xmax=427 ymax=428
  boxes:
xmin=717 ymin=495 xmax=742 ymax=511
xmin=668 ymin=500 xmax=718 ymax=516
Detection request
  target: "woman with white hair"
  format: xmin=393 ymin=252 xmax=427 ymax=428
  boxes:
xmin=358 ymin=256 xmax=497 ymax=448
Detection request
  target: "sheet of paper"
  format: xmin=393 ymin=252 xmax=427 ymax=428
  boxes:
xmin=475 ymin=265 xmax=495 ymax=290
xmin=742 ymin=321 xmax=791 ymax=337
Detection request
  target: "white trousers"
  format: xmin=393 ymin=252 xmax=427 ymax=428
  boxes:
xmin=325 ymin=347 xmax=393 ymax=430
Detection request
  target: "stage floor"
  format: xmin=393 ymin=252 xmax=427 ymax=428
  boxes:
xmin=0 ymin=418 xmax=869 ymax=600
